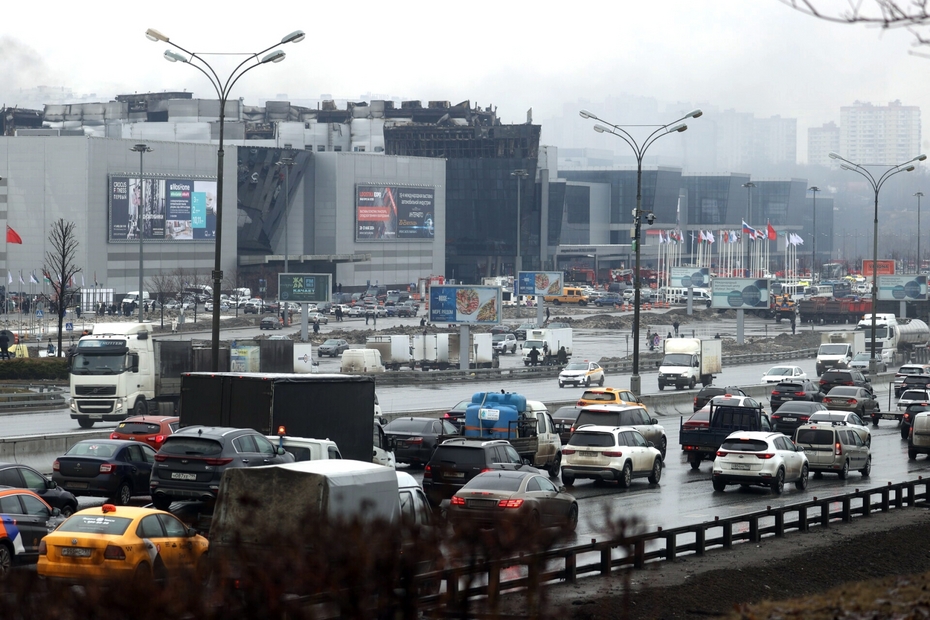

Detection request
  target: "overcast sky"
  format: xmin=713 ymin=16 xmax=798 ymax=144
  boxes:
xmin=1 ymin=1 xmax=928 ymax=161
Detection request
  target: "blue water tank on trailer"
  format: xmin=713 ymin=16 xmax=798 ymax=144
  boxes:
xmin=464 ymin=402 xmax=520 ymax=439
xmin=470 ymin=391 xmax=526 ymax=413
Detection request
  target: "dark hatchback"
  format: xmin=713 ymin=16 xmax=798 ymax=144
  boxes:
xmin=443 ymin=399 xmax=471 ymax=431
xmin=52 ymin=439 xmax=156 ymax=505
xmin=551 ymin=405 xmax=584 ymax=443
xmin=770 ymin=401 xmax=828 ymax=437
xmin=693 ymin=386 xmax=748 ymax=412
xmin=0 ymin=462 xmax=78 ymax=516
xmin=898 ymin=374 xmax=930 ymax=399
xmin=150 ymin=426 xmax=294 ymax=510
xmin=770 ymin=379 xmax=824 ymax=411
xmin=819 ymin=369 xmax=871 ymax=394
xmin=903 ymin=402 xmax=930 ymax=439
xmin=422 ymin=439 xmax=531 ymax=507
xmin=383 ymin=417 xmax=459 ymax=467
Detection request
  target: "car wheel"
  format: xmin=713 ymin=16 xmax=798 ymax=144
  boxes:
xmin=111 ymin=480 xmax=132 ymax=505
xmin=648 ymin=458 xmax=662 ymax=484
xmin=901 ymin=425 xmax=910 ymax=440
xmin=559 ymin=382 xmax=564 ymax=388
xmin=584 ymin=377 xmax=590 ymax=387
xmin=658 ymin=383 xmax=665 ymax=391
xmin=131 ymin=562 xmax=153 ymax=590
xmin=511 ymin=345 xmax=516 ymax=354
xmin=547 ymin=453 xmax=562 ymax=478
xmin=565 ymin=504 xmax=578 ymax=533
xmin=658 ymin=436 xmax=667 ymax=459
xmin=872 ymin=416 xmax=879 ymax=427
xmin=770 ymin=468 xmax=785 ymax=494
xmin=618 ymin=462 xmax=633 ymax=488
xmin=712 ymin=478 xmax=727 ymax=492
xmin=61 ymin=502 xmax=77 ymax=518
xmin=860 ymin=456 xmax=872 ymax=477
xmin=598 ymin=376 xmax=605 ymax=387
xmin=0 ymin=544 xmax=12 ymax=577
xmin=688 ymin=377 xmax=696 ymax=390
xmin=909 ymin=448 xmax=918 ymax=460
xmin=795 ymin=464 xmax=809 ymax=491
xmin=561 ymin=472 xmax=575 ymax=486
xmin=689 ymin=457 xmax=701 ymax=470
xmin=838 ymin=459 xmax=850 ymax=480
xmin=133 ymin=397 xmax=147 ymax=417
xmin=77 ymin=418 xmax=95 ymax=429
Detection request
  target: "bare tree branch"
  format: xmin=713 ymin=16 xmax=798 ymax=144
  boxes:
xmin=781 ymin=0 xmax=930 ymax=30
xmin=43 ymin=219 xmax=81 ymax=356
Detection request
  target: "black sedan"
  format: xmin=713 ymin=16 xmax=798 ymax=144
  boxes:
xmin=383 ymin=417 xmax=459 ymax=467
xmin=51 ymin=440 xmax=156 ymax=505
xmin=443 ymin=399 xmax=470 ymax=431
xmin=770 ymin=379 xmax=824 ymax=411
xmin=551 ymin=405 xmax=584 ymax=443
xmin=0 ymin=462 xmax=78 ymax=516
xmin=770 ymin=401 xmax=828 ymax=437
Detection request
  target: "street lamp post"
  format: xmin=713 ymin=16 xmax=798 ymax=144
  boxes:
xmin=809 ymin=186 xmax=820 ymax=277
xmin=916 ymin=191 xmax=924 ymax=273
xmin=830 ymin=151 xmax=926 ymax=374
xmin=276 ymin=155 xmax=296 ymax=273
xmin=130 ymin=144 xmax=152 ymax=324
xmin=579 ymin=108 xmax=703 ymax=395
xmin=742 ymin=182 xmax=755 ymax=277
xmin=145 ymin=27 xmax=305 ymax=371
xmin=511 ymin=169 xmax=528 ymax=276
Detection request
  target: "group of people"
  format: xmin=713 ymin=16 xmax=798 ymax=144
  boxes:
xmin=526 ymin=343 xmax=569 ymax=367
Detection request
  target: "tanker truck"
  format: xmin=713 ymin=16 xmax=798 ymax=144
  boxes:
xmin=855 ymin=314 xmax=930 ymax=364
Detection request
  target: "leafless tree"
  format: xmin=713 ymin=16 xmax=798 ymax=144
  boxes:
xmin=783 ymin=1 xmax=930 ymax=49
xmin=43 ymin=219 xmax=81 ymax=357
xmin=147 ymin=273 xmax=174 ymax=328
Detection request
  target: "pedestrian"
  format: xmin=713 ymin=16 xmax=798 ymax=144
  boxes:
xmin=75 ymin=305 xmax=81 ymax=319
xmin=47 ymin=339 xmax=55 ymax=356
xmin=313 ymin=319 xmax=320 ymax=334
xmin=0 ymin=332 xmax=9 ymax=360
xmin=557 ymin=346 xmax=568 ymax=366
xmin=419 ymin=316 xmax=426 ymax=327
xmin=790 ymin=313 xmax=797 ymax=335
xmin=673 ymin=320 xmax=680 ymax=337
xmin=365 ymin=308 xmax=371 ymax=325
xmin=543 ymin=341 xmax=549 ymax=358
xmin=653 ymin=332 xmax=660 ymax=350
xmin=529 ymin=346 xmax=540 ymax=367
xmin=667 ymin=331 xmax=672 ymax=340
xmin=546 ymin=307 xmax=550 ymax=321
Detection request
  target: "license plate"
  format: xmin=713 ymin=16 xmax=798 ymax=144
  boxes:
xmin=883 ymin=414 xmax=897 ymax=420
xmin=443 ymin=471 xmax=464 ymax=479
xmin=781 ymin=417 xmax=796 ymax=422
xmin=170 ymin=472 xmax=197 ymax=481
xmin=579 ymin=451 xmax=598 ymax=457
xmin=467 ymin=499 xmax=497 ymax=508
xmin=731 ymin=463 xmax=750 ymax=470
xmin=61 ymin=547 xmax=92 ymax=557
xmin=67 ymin=482 xmax=88 ymax=489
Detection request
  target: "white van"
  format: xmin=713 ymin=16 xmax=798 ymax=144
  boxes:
xmin=341 ymin=349 xmax=385 ymax=373
xmin=270 ymin=433 xmax=396 ymax=469
xmin=121 ymin=291 xmax=151 ymax=306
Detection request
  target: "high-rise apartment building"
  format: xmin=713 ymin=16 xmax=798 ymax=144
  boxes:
xmin=839 ymin=100 xmax=921 ymax=164
xmin=807 ymin=121 xmax=840 ymax=167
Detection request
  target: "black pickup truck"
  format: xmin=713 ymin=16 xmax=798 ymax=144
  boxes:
xmin=680 ymin=395 xmax=772 ymax=469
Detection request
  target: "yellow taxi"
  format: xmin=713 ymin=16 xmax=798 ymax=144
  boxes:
xmin=576 ymin=387 xmax=647 ymax=409
xmin=37 ymin=504 xmax=208 ymax=584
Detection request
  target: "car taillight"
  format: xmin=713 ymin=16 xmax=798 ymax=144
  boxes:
xmin=844 ymin=381 xmax=854 ymax=386
xmin=154 ymin=454 xmax=167 ymax=462
xmin=153 ymin=435 xmax=165 ymax=445
xmin=423 ymin=464 xmax=432 ymax=479
xmin=771 ymin=414 xmax=781 ymax=420
xmin=716 ymin=450 xmax=728 ymax=457
xmin=99 ymin=463 xmax=114 ymax=474
xmin=603 ymin=451 xmax=623 ymax=457
xmin=771 ymin=391 xmax=778 ymax=396
xmin=570 ymin=426 xmax=576 ymax=433
xmin=800 ymin=415 xmax=811 ymax=422
xmin=104 ymin=545 xmax=126 ymax=560
xmin=443 ymin=413 xmax=452 ymax=419
xmin=824 ymin=398 xmax=833 ymax=404
xmin=480 ymin=468 xmax=492 ymax=473
xmin=204 ymin=458 xmax=234 ymax=466
xmin=109 ymin=432 xmax=119 ymax=439
xmin=450 ymin=496 xmax=465 ymax=506
xmin=406 ymin=437 xmax=424 ymax=445
xmin=835 ymin=442 xmax=843 ymax=456
xmin=52 ymin=460 xmax=60 ymax=472
xmin=576 ymin=401 xmax=584 ymax=406
xmin=562 ymin=448 xmax=575 ymax=455
xmin=498 ymin=499 xmax=524 ymax=509
xmin=38 ymin=540 xmax=46 ymax=555
xmin=848 ymin=399 xmax=858 ymax=405
xmin=795 ymin=392 xmax=806 ymax=397
xmin=756 ymin=453 xmax=775 ymax=459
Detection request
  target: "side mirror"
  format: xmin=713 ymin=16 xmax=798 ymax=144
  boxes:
xmin=651 ymin=418 xmax=658 ymax=424
xmin=646 ymin=441 xmax=655 ymax=448
xmin=559 ymin=485 xmax=566 ymax=493
xmin=275 ymin=446 xmax=287 ymax=456
xmin=187 ymin=527 xmax=198 ymax=537
xmin=51 ymin=507 xmax=61 ymax=518
xmin=48 ymin=480 xmax=57 ymax=489
xmin=654 ymin=361 xmax=661 ymax=368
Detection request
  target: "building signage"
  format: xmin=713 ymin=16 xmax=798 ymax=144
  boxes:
xmin=711 ymin=278 xmax=770 ymax=309
xmin=516 ymin=271 xmax=564 ymax=296
xmin=862 ymin=260 xmax=896 ymax=277
xmin=109 ymin=176 xmax=217 ymax=242
xmin=355 ymin=185 xmax=435 ymax=241
xmin=278 ymin=273 xmax=331 ymax=303
xmin=429 ymin=286 xmax=501 ymax=324
xmin=877 ymin=275 xmax=928 ymax=301
xmin=669 ymin=267 xmax=710 ymax=288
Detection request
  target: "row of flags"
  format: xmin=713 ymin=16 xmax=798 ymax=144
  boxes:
xmin=657 ymin=223 xmax=806 ymax=246
xmin=6 ymin=271 xmax=85 ymax=287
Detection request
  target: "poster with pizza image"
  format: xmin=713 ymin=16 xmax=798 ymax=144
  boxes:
xmin=429 ymin=286 xmax=502 ymax=324
xmin=516 ymin=271 xmax=564 ymax=296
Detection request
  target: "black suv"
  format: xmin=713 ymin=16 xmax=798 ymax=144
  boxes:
xmin=150 ymin=426 xmax=293 ymax=510
xmin=898 ymin=374 xmax=930 ymax=399
xmin=770 ymin=401 xmax=828 ymax=437
xmin=422 ymin=438 xmax=532 ymax=507
xmin=902 ymin=402 xmax=930 ymax=439
xmin=819 ymin=369 xmax=871 ymax=394
xmin=693 ymin=386 xmax=748 ymax=412
xmin=770 ymin=379 xmax=824 ymax=411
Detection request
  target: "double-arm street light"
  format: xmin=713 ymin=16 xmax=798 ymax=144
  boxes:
xmin=579 ymin=108 xmax=703 ymax=395
xmin=130 ymin=143 xmax=152 ymax=324
xmin=511 ymin=169 xmax=529 ymax=276
xmin=916 ymin=191 xmax=924 ymax=273
xmin=809 ymin=186 xmax=820 ymax=276
xmin=145 ymin=27 xmax=305 ymax=371
xmin=276 ymin=154 xmax=296 ymax=273
xmin=742 ymin=182 xmax=755 ymax=276
xmin=830 ymin=151 xmax=926 ymax=374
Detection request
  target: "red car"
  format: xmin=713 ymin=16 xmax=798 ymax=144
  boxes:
xmin=110 ymin=415 xmax=180 ymax=450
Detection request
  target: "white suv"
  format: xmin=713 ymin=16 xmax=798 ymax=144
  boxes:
xmin=712 ymin=431 xmax=809 ymax=494
xmin=560 ymin=426 xmax=662 ymax=488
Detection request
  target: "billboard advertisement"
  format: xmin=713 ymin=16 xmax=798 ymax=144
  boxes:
xmin=862 ymin=259 xmax=896 ymax=277
xmin=669 ymin=267 xmax=710 ymax=288
xmin=356 ymin=185 xmax=435 ymax=241
xmin=877 ymin=275 xmax=928 ymax=301
xmin=109 ymin=176 xmax=216 ymax=242
xmin=516 ymin=271 xmax=564 ymax=296
xmin=429 ymin=286 xmax=501 ymax=324
xmin=711 ymin=278 xmax=770 ymax=309
xmin=278 ymin=273 xmax=331 ymax=303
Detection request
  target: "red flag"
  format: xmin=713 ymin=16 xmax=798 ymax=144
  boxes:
xmin=6 ymin=226 xmax=22 ymax=244
xmin=767 ymin=223 xmax=777 ymax=241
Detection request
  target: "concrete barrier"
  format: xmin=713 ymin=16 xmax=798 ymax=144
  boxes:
xmin=1 ymin=430 xmax=111 ymax=474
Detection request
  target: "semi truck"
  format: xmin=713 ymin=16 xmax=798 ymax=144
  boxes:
xmin=816 ymin=331 xmax=866 ymax=376
xmin=798 ymin=296 xmax=871 ymax=324
xmin=657 ymin=338 xmax=722 ymax=390
xmin=68 ymin=323 xmax=291 ymax=428
xmin=855 ymin=314 xmax=930 ymax=364
xmin=412 ymin=332 xmax=493 ymax=370
xmin=365 ymin=335 xmax=413 ymax=370
xmin=179 ymin=372 xmax=378 ymax=462
xmin=521 ymin=328 xmax=573 ymax=366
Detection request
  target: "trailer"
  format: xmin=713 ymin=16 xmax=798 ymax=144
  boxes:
xmin=365 ymin=335 xmax=413 ymax=370
xmin=799 ymin=296 xmax=871 ymax=324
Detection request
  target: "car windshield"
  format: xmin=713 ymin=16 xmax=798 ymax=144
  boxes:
xmin=766 ymin=367 xmax=794 ymax=376
xmin=449 ymin=400 xmax=470 ymax=413
xmin=564 ymin=362 xmax=588 ymax=371
xmin=796 ymin=429 xmax=835 ymax=446
xmin=901 ymin=390 xmax=929 ymax=400
xmin=567 ymin=432 xmax=616 ymax=447
xmin=900 ymin=367 xmax=925 ymax=375
xmin=552 ymin=407 xmax=582 ymax=421
xmin=58 ymin=514 xmax=132 ymax=535
xmin=159 ymin=437 xmax=223 ymax=456
xmin=386 ymin=419 xmax=433 ymax=433
xmin=580 ymin=391 xmax=615 ymax=402
xmin=777 ymin=402 xmax=821 ymax=413
xmin=115 ymin=422 xmax=160 ymax=434
xmin=808 ymin=412 xmax=847 ymax=423
xmin=719 ymin=438 xmax=769 ymax=452
xmin=827 ymin=387 xmax=859 ymax=397
xmin=66 ymin=443 xmax=117 ymax=457
xmin=775 ymin=382 xmax=805 ymax=391
xmin=852 ymin=353 xmax=871 ymax=361
xmin=819 ymin=344 xmax=850 ymax=355
xmin=322 ymin=340 xmax=341 ymax=346
xmin=662 ymin=354 xmax=693 ymax=366
xmin=462 ymin=473 xmax=524 ymax=491
xmin=687 ymin=408 xmax=710 ymax=423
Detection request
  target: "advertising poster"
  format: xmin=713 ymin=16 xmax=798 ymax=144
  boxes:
xmin=429 ymin=286 xmax=502 ymax=324
xmin=516 ymin=271 xmax=564 ymax=296
xmin=862 ymin=260 xmax=896 ymax=277
xmin=877 ymin=275 xmax=928 ymax=301
xmin=356 ymin=185 xmax=435 ymax=241
xmin=711 ymin=278 xmax=770 ymax=309
xmin=278 ymin=273 xmax=331 ymax=304
xmin=669 ymin=267 xmax=710 ymax=288
xmin=109 ymin=176 xmax=216 ymax=242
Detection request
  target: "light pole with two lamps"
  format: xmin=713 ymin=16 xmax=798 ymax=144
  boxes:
xmin=511 ymin=169 xmax=528 ymax=277
xmin=145 ymin=27 xmax=305 ymax=371
xmin=579 ymin=108 xmax=703 ymax=395
xmin=742 ymin=182 xmax=755 ymax=277
xmin=830 ymin=151 xmax=926 ymax=374
xmin=130 ymin=143 xmax=152 ymax=324
xmin=809 ymin=186 xmax=820 ymax=277
xmin=916 ymin=191 xmax=924 ymax=273
xmin=276 ymin=153 xmax=296 ymax=273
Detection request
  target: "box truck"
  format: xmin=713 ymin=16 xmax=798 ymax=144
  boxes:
xmin=657 ymin=338 xmax=722 ymax=390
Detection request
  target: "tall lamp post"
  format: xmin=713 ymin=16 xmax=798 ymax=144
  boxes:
xmin=916 ymin=191 xmax=924 ymax=273
xmin=742 ymin=182 xmax=755 ymax=277
xmin=511 ymin=169 xmax=528 ymax=276
xmin=145 ymin=27 xmax=305 ymax=371
xmin=130 ymin=144 xmax=152 ymax=324
xmin=830 ymin=151 xmax=926 ymax=374
xmin=809 ymin=186 xmax=820 ymax=277
xmin=579 ymin=108 xmax=703 ymax=395
xmin=276 ymin=155 xmax=296 ymax=273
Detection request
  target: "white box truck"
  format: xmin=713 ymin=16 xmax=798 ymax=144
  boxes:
xmin=522 ymin=328 xmax=573 ymax=366
xmin=365 ymin=335 xmax=413 ymax=370
xmin=657 ymin=338 xmax=722 ymax=390
xmin=816 ymin=331 xmax=866 ymax=375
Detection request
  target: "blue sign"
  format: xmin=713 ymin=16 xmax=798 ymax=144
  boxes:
xmin=65 ymin=323 xmax=73 ymax=332
xmin=429 ymin=286 xmax=502 ymax=324
xmin=35 ymin=310 xmax=44 ymax=318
